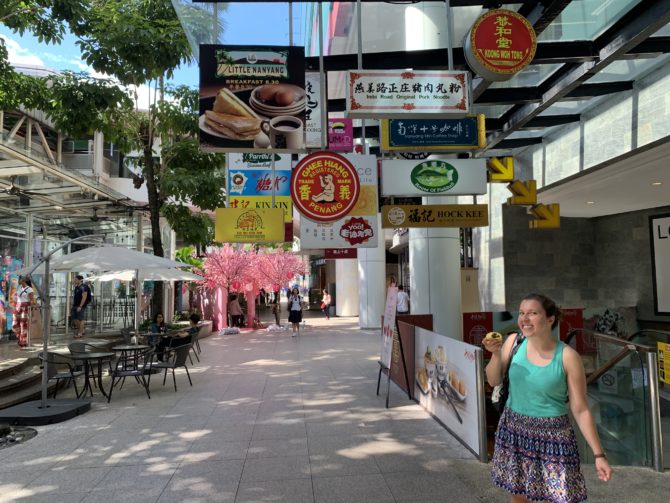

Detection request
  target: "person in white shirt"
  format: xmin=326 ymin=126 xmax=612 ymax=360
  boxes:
xmin=288 ymin=287 xmax=304 ymax=337
xmin=396 ymin=285 xmax=410 ymax=314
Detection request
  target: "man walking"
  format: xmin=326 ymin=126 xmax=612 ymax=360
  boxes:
xmin=396 ymin=285 xmax=410 ymax=314
xmin=72 ymin=275 xmax=91 ymax=338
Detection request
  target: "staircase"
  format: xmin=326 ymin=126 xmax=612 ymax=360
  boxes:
xmin=0 ymin=357 xmax=61 ymax=410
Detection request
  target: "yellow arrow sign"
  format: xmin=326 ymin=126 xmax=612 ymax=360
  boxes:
xmin=506 ymin=179 xmax=536 ymax=205
xmin=487 ymin=157 xmax=514 ymax=182
xmin=529 ymin=203 xmax=560 ymax=229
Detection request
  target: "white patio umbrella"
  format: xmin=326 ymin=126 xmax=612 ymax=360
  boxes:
xmin=89 ymin=268 xmax=204 ymax=282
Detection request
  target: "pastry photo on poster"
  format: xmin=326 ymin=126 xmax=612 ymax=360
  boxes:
xmin=199 ymin=45 xmax=306 ymax=153
xmin=414 ymin=327 xmax=483 ymax=457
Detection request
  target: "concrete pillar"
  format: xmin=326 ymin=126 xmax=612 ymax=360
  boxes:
xmin=93 ymin=131 xmax=104 ymax=177
xmin=335 ymin=258 xmax=359 ymax=317
xmin=358 ymin=216 xmax=386 ymax=329
xmin=408 ymin=196 xmax=463 ymax=339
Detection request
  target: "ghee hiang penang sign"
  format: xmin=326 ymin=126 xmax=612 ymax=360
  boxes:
xmin=295 ymin=153 xmax=379 ymax=249
xmin=464 ymin=9 xmax=537 ymax=82
xmin=380 ymin=116 xmax=486 ymax=152
xmin=347 ymin=70 xmax=470 ymax=119
xmin=381 ymin=159 xmax=487 ymax=197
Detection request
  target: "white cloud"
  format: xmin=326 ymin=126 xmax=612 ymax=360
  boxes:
xmin=1 ymin=35 xmax=45 ymax=67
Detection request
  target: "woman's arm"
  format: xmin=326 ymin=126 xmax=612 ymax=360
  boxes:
xmin=564 ymin=346 xmax=613 ymax=482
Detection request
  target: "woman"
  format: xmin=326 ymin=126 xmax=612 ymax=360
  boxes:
xmin=483 ymin=293 xmax=612 ymax=503
xmin=149 ymin=312 xmax=167 ymax=347
xmin=156 ymin=313 xmax=199 ymax=361
xmin=228 ymin=294 xmax=243 ymax=327
xmin=287 ymin=287 xmax=303 ymax=337
xmin=320 ymin=289 xmax=331 ymax=320
xmin=13 ymin=276 xmax=35 ymax=348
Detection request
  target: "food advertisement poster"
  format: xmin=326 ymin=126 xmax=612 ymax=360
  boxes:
xmin=199 ymin=44 xmax=306 ymax=153
xmin=381 ymin=158 xmax=487 ymax=196
xmin=328 ymin=118 xmax=354 ymax=151
xmin=347 ymin=70 xmax=470 ymax=119
xmin=227 ymin=153 xmax=292 ymax=223
xmin=650 ymin=214 xmax=670 ymax=315
xmin=381 ymin=286 xmax=398 ymax=368
xmin=381 ymin=204 xmax=489 ymax=228
xmin=414 ymin=326 xmax=484 ymax=457
xmin=380 ymin=116 xmax=486 ymax=151
xmin=215 ymin=207 xmax=285 ymax=243
xmin=297 ymin=154 xmax=379 ymax=249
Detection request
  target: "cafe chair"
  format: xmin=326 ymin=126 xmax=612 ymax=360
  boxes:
xmin=152 ymin=343 xmax=193 ymax=392
xmin=68 ymin=342 xmax=112 ymax=391
xmin=107 ymin=347 xmax=154 ymax=403
xmin=38 ymin=352 xmax=84 ymax=399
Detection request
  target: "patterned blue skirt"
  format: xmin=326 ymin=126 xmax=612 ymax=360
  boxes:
xmin=491 ymin=407 xmax=587 ymax=503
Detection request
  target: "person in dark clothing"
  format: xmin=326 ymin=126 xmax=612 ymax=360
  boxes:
xmin=72 ymin=275 xmax=91 ymax=338
xmin=157 ymin=313 xmax=199 ymax=361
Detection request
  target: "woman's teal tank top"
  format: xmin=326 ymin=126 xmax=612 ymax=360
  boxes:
xmin=507 ymin=338 xmax=569 ymax=417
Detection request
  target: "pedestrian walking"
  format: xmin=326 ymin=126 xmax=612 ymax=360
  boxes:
xmin=13 ymin=276 xmax=34 ymax=348
xmin=71 ymin=275 xmax=91 ymax=338
xmin=320 ymin=289 xmax=331 ymax=319
xmin=288 ymin=287 xmax=304 ymax=337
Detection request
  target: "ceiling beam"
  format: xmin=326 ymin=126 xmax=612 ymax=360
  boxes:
xmin=484 ymin=0 xmax=670 ymax=150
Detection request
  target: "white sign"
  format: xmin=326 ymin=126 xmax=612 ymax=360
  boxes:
xmin=651 ymin=214 xmax=670 ymax=314
xmin=227 ymin=153 xmax=292 ymax=170
xmin=305 ymin=72 xmax=323 ymax=149
xmin=381 ymin=286 xmax=398 ymax=368
xmin=347 ymin=70 xmax=470 ymax=119
xmin=381 ymin=158 xmax=487 ymax=196
xmin=414 ymin=327 xmax=483 ymax=457
xmin=299 ymin=154 xmax=379 ymax=249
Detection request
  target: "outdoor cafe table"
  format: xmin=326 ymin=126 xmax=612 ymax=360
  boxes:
xmin=72 ymin=351 xmax=115 ymax=400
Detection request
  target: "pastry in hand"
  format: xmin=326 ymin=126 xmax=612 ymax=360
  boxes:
xmin=484 ymin=331 xmax=502 ymax=341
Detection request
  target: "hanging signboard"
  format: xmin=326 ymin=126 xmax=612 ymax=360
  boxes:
xmin=299 ymin=154 xmax=379 ymax=249
xmin=380 ymin=116 xmax=486 ymax=152
xmin=381 ymin=204 xmax=489 ymax=228
xmin=305 ymin=72 xmax=323 ymax=149
xmin=328 ymin=118 xmax=354 ymax=152
xmin=199 ymin=44 xmax=306 ymax=153
xmin=381 ymin=159 xmax=487 ymax=196
xmin=325 ymin=249 xmax=357 ymax=259
xmin=227 ymin=153 xmax=292 ymax=223
xmin=464 ymin=9 xmax=537 ymax=82
xmin=650 ymin=213 xmax=670 ymax=315
xmin=347 ymin=70 xmax=470 ymax=119
xmin=215 ymin=207 xmax=285 ymax=243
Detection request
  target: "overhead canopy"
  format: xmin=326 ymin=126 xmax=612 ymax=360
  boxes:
xmin=88 ymin=268 xmax=204 ymax=282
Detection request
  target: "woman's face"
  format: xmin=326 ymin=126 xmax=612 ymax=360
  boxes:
xmin=517 ymin=299 xmax=554 ymax=337
xmin=156 ymin=314 xmax=164 ymax=322
xmin=292 ymin=289 xmax=299 ymax=295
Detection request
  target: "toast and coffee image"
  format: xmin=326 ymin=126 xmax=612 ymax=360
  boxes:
xmin=204 ymin=89 xmax=262 ymax=141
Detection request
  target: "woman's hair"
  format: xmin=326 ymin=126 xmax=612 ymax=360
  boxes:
xmin=153 ymin=312 xmax=164 ymax=323
xmin=522 ymin=292 xmax=561 ymax=329
xmin=19 ymin=276 xmax=32 ymax=286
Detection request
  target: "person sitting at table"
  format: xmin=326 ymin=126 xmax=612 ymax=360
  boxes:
xmin=148 ymin=312 xmax=167 ymax=347
xmin=156 ymin=313 xmax=199 ymax=361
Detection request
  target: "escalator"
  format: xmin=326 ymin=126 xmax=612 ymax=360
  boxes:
xmin=566 ymin=329 xmax=668 ymax=470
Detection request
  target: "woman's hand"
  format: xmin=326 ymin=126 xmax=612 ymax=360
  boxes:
xmin=595 ymin=457 xmax=613 ymax=482
xmin=481 ymin=336 xmax=503 ymax=354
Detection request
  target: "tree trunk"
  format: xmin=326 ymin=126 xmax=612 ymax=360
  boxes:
xmin=143 ymin=133 xmax=165 ymax=318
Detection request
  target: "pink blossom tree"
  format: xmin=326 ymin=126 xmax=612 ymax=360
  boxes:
xmin=202 ymin=244 xmax=254 ymax=328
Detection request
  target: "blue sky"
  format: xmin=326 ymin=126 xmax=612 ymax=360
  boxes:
xmin=0 ymin=3 xmax=302 ymax=91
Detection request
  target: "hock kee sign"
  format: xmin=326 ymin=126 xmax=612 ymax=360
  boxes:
xmin=382 ymin=204 xmax=489 ymax=229
xmin=347 ymin=70 xmax=470 ymax=119
xmin=464 ymin=9 xmax=537 ymax=82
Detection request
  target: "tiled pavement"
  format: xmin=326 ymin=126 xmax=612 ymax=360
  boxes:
xmin=1 ymin=315 xmax=668 ymax=502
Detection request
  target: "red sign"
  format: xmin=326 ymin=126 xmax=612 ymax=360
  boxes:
xmin=324 ymin=248 xmax=358 ymax=259
xmin=462 ymin=312 xmax=493 ymax=356
xmin=464 ymin=9 xmax=536 ymax=81
xmin=291 ymin=151 xmax=360 ymax=222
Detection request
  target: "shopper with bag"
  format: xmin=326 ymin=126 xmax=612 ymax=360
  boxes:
xmin=320 ymin=290 xmax=331 ymax=320
xmin=482 ymin=293 xmax=612 ymax=503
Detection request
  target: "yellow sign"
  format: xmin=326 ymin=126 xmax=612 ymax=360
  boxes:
xmin=228 ymin=196 xmax=293 ymax=223
xmin=487 ymin=157 xmax=514 ymax=182
xmin=529 ymin=203 xmax=560 ymax=229
xmin=215 ymin=207 xmax=285 ymax=243
xmin=659 ymin=342 xmax=670 ymax=385
xmin=381 ymin=204 xmax=488 ymax=228
xmin=506 ymin=179 xmax=537 ymax=205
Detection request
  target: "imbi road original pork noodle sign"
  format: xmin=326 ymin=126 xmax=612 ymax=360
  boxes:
xmin=291 ymin=152 xmax=360 ymax=222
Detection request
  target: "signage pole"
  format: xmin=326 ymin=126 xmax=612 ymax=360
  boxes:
xmin=288 ymin=1 xmax=293 ymax=47
xmin=318 ymin=3 xmax=327 ymax=150
xmin=445 ymin=0 xmax=454 ymax=71
xmin=271 ymin=155 xmax=276 ymax=209
xmin=357 ymin=0 xmax=366 ymax=150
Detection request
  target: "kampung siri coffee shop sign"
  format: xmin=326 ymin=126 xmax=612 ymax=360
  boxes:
xmin=382 ymin=204 xmax=489 ymax=228
xmin=464 ymin=9 xmax=537 ymax=82
xmin=214 ymin=207 xmax=285 ymax=243
xmin=347 ymin=70 xmax=470 ymax=119
xmin=380 ymin=116 xmax=486 ymax=152
xmin=381 ymin=159 xmax=487 ymax=197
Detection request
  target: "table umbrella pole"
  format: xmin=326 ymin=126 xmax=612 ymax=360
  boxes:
xmin=134 ymin=269 xmax=140 ymax=334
